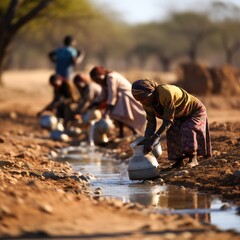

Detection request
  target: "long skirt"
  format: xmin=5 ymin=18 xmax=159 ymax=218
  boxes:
xmin=166 ymin=102 xmax=212 ymax=160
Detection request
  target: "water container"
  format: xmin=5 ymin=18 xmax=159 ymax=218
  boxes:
xmin=94 ymin=117 xmax=114 ymax=134
xmin=39 ymin=115 xmax=58 ymax=130
xmin=152 ymin=138 xmax=162 ymax=159
xmin=88 ymin=118 xmax=114 ymax=146
xmin=127 ymin=145 xmax=159 ymax=180
xmin=130 ymin=136 xmax=162 ymax=159
xmin=50 ymin=130 xmax=69 ymax=142
xmin=82 ymin=109 xmax=102 ymax=125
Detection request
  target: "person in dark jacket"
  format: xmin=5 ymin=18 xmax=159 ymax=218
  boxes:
xmin=37 ymin=74 xmax=76 ymax=127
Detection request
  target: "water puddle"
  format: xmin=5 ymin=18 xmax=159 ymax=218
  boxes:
xmin=57 ymin=145 xmax=240 ymax=233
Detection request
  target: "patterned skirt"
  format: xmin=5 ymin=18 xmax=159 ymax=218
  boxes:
xmin=166 ymin=101 xmax=212 ymax=160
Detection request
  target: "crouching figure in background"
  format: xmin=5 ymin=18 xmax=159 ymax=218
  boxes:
xmin=89 ymin=66 xmax=146 ymax=138
xmin=37 ymin=74 xmax=76 ymax=128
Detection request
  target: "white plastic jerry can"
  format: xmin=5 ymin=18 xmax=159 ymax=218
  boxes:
xmin=127 ymin=143 xmax=160 ymax=181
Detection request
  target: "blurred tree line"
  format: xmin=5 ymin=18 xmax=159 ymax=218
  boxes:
xmin=1 ymin=0 xmax=240 ymax=84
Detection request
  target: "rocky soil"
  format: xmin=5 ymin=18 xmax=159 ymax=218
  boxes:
xmin=0 ymin=70 xmax=239 ymax=239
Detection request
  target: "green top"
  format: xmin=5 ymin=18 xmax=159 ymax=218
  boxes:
xmin=143 ymin=84 xmax=201 ymax=136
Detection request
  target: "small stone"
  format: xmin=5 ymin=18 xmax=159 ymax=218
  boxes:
xmin=174 ymin=170 xmax=189 ymax=176
xmin=23 ymin=162 xmax=33 ymax=170
xmin=9 ymin=178 xmax=18 ymax=185
xmin=236 ymin=207 xmax=240 ymax=215
xmin=233 ymin=170 xmax=240 ymax=178
xmin=0 ymin=205 xmax=15 ymax=217
xmin=123 ymin=202 xmax=136 ymax=209
xmin=225 ymin=169 xmax=233 ymax=175
xmin=43 ymin=171 xmax=61 ymax=180
xmin=0 ymin=160 xmax=14 ymax=167
xmin=220 ymin=203 xmax=231 ymax=210
xmin=212 ymin=150 xmax=221 ymax=156
xmin=56 ymin=189 xmax=65 ymax=195
xmin=180 ymin=231 xmax=192 ymax=239
xmin=164 ymin=233 xmax=176 ymax=239
xmin=158 ymin=178 xmax=164 ymax=183
xmin=77 ymin=174 xmax=88 ymax=182
xmin=39 ymin=203 xmax=53 ymax=214
xmin=60 ymin=134 xmax=70 ymax=142
xmin=94 ymin=190 xmax=102 ymax=195
xmin=9 ymin=111 xmax=17 ymax=119
xmin=219 ymin=159 xmax=228 ymax=163
xmin=15 ymin=153 xmax=25 ymax=158
xmin=20 ymin=170 xmax=29 ymax=177
xmin=16 ymin=197 xmax=24 ymax=204
xmin=0 ymin=137 xmax=5 ymax=143
xmin=49 ymin=150 xmax=58 ymax=158
xmin=232 ymin=161 xmax=240 ymax=168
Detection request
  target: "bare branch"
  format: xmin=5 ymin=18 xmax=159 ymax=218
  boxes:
xmin=4 ymin=0 xmax=20 ymax=28
xmin=12 ymin=0 xmax=53 ymax=32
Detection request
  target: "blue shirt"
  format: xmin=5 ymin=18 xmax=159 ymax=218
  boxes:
xmin=55 ymin=47 xmax=78 ymax=78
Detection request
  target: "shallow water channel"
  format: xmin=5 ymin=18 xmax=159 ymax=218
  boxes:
xmin=58 ymin=145 xmax=240 ymax=233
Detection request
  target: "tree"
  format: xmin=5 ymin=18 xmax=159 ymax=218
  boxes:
xmin=218 ymin=20 xmax=240 ymax=64
xmin=132 ymin=23 xmax=185 ymax=71
xmin=0 ymin=0 xmax=55 ymax=85
xmin=209 ymin=2 xmax=240 ymax=64
xmin=169 ymin=12 xmax=214 ymax=62
xmin=0 ymin=0 xmax=124 ymax=76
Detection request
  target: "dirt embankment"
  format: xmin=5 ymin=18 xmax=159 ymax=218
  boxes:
xmin=0 ymin=70 xmax=239 ymax=239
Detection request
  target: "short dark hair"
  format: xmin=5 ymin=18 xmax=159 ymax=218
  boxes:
xmin=64 ymin=35 xmax=73 ymax=46
xmin=49 ymin=74 xmax=57 ymax=85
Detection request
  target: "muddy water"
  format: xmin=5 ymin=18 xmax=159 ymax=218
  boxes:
xmin=58 ymin=146 xmax=240 ymax=233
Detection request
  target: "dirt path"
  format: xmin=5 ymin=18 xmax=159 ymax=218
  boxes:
xmin=0 ymin=70 xmax=239 ymax=239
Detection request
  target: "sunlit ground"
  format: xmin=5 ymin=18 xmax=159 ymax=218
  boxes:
xmin=2 ymin=69 xmax=240 ymax=123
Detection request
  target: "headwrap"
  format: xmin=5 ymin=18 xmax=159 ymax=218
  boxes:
xmin=131 ymin=79 xmax=158 ymax=100
xmin=73 ymin=73 xmax=89 ymax=84
xmin=90 ymin=66 xmax=109 ymax=84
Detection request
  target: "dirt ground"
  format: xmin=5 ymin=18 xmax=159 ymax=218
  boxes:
xmin=0 ymin=70 xmax=239 ymax=239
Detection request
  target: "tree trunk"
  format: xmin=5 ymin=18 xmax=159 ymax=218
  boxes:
xmin=189 ymin=48 xmax=197 ymax=63
xmin=0 ymin=68 xmax=3 ymax=87
xmin=0 ymin=31 xmax=14 ymax=86
xmin=0 ymin=0 xmax=53 ymax=85
xmin=226 ymin=49 xmax=233 ymax=64
xmin=159 ymin=56 xmax=171 ymax=71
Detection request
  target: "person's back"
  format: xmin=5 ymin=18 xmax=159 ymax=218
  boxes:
xmin=49 ymin=35 xmax=80 ymax=81
xmin=55 ymin=46 xmax=77 ymax=78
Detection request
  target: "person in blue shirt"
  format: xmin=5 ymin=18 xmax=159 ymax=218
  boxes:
xmin=48 ymin=35 xmax=84 ymax=81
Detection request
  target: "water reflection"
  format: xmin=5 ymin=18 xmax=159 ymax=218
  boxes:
xmin=57 ymin=148 xmax=240 ymax=232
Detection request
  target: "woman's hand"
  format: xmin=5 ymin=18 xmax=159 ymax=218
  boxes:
xmin=143 ymin=134 xmax=160 ymax=155
xmin=103 ymin=104 xmax=114 ymax=118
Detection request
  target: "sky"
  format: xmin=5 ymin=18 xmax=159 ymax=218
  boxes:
xmin=93 ymin=0 xmax=240 ymax=24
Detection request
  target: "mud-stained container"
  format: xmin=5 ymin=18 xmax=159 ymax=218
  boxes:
xmin=82 ymin=109 xmax=102 ymax=125
xmin=39 ymin=115 xmax=58 ymax=130
xmin=92 ymin=117 xmax=115 ymax=145
xmin=127 ymin=144 xmax=160 ymax=180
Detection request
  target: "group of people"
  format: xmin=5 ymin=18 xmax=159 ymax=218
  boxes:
xmin=38 ymin=35 xmax=212 ymax=169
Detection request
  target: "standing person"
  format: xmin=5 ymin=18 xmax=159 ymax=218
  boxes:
xmin=89 ymin=66 xmax=146 ymax=138
xmin=48 ymin=35 xmax=84 ymax=82
xmin=73 ymin=73 xmax=106 ymax=116
xmin=131 ymin=79 xmax=212 ymax=168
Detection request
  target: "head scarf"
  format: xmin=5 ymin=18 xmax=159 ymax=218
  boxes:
xmin=49 ymin=74 xmax=62 ymax=87
xmin=131 ymin=79 xmax=158 ymax=100
xmin=89 ymin=66 xmax=108 ymax=83
xmin=74 ymin=73 xmax=89 ymax=83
